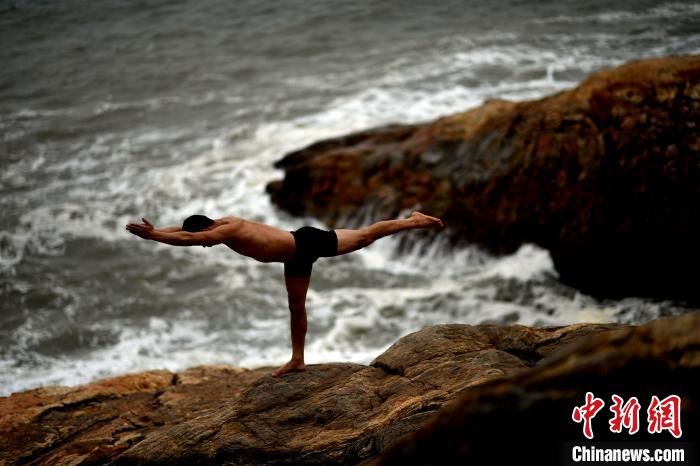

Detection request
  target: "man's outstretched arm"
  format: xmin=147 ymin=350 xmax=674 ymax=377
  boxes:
xmin=157 ymin=225 xmax=182 ymax=233
xmin=126 ymin=218 xmax=227 ymax=247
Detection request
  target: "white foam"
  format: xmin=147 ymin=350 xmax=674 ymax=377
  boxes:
xmin=481 ymin=244 xmax=556 ymax=281
xmin=531 ymin=1 xmax=700 ymax=25
xmin=0 ymin=231 xmax=28 ymax=268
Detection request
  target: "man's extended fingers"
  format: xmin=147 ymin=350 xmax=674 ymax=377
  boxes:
xmin=126 ymin=225 xmax=149 ymax=238
xmin=142 ymin=218 xmax=153 ymax=228
xmin=126 ymin=224 xmax=146 ymax=234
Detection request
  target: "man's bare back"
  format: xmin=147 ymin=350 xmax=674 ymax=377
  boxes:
xmin=126 ymin=211 xmax=444 ymax=377
xmin=216 ymin=217 xmax=296 ymax=263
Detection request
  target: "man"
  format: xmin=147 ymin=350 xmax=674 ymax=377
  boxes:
xmin=126 ymin=211 xmax=444 ymax=376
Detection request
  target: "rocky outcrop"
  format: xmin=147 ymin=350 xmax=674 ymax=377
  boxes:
xmin=266 ymin=56 xmax=700 ymax=303
xmin=0 ymin=322 xmax=620 ymax=465
xmin=376 ymin=310 xmax=700 ymax=466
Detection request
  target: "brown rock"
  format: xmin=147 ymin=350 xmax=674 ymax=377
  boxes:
xmin=376 ymin=310 xmax=700 ymax=465
xmin=0 ymin=322 xmax=620 ymax=465
xmin=266 ymin=55 xmax=700 ymax=303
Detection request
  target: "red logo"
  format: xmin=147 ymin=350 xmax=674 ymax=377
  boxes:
xmin=572 ymin=392 xmax=606 ymax=439
xmin=609 ymin=395 xmax=641 ymax=435
xmin=572 ymin=393 xmax=682 ymax=439
xmin=647 ymin=395 xmax=682 ymax=438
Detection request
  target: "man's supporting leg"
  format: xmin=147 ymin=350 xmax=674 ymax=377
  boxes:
xmin=335 ymin=211 xmax=443 ymax=256
xmin=271 ymin=275 xmax=310 ymax=377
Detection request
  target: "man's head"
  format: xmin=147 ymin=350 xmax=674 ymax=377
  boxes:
xmin=182 ymin=214 xmax=214 ymax=232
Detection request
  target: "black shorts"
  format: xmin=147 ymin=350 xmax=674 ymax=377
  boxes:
xmin=284 ymin=226 xmax=338 ymax=277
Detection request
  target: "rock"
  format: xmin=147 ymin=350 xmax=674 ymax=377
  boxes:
xmin=0 ymin=322 xmax=620 ymax=465
xmin=376 ymin=310 xmax=700 ymax=466
xmin=266 ymin=56 xmax=700 ymax=303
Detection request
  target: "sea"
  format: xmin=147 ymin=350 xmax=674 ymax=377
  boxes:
xmin=1 ymin=0 xmax=699 ymax=395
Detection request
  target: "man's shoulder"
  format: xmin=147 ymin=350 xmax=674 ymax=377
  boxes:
xmin=218 ymin=216 xmax=242 ymax=224
xmin=216 ymin=217 xmax=244 ymax=231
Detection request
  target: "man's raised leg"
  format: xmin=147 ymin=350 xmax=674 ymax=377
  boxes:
xmin=271 ymin=275 xmax=310 ymax=377
xmin=335 ymin=211 xmax=443 ymax=256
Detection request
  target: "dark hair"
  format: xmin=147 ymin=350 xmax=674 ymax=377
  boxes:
xmin=182 ymin=215 xmax=214 ymax=232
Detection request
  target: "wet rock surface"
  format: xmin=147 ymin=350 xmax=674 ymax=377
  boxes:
xmin=375 ymin=310 xmax=700 ymax=466
xmin=1 ymin=322 xmax=620 ymax=465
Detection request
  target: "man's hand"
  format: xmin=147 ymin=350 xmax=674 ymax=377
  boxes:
xmin=125 ymin=218 xmax=224 ymax=247
xmin=126 ymin=218 xmax=155 ymax=240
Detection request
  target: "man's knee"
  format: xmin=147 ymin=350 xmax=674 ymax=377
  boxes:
xmin=288 ymin=299 xmax=306 ymax=314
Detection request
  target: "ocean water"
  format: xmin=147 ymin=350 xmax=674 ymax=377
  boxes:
xmin=1 ymin=0 xmax=699 ymax=395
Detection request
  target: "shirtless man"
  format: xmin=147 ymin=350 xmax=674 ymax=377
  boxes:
xmin=126 ymin=211 xmax=444 ymax=376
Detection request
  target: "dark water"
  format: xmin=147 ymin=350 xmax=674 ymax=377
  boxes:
xmin=1 ymin=0 xmax=699 ymax=395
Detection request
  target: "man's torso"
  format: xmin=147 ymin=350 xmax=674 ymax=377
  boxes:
xmin=217 ymin=216 xmax=296 ymax=263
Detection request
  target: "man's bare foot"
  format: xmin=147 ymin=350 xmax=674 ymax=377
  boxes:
xmin=410 ymin=211 xmax=444 ymax=229
xmin=271 ymin=358 xmax=306 ymax=377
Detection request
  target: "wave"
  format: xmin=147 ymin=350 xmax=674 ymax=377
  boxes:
xmin=530 ymin=1 xmax=700 ymax=25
